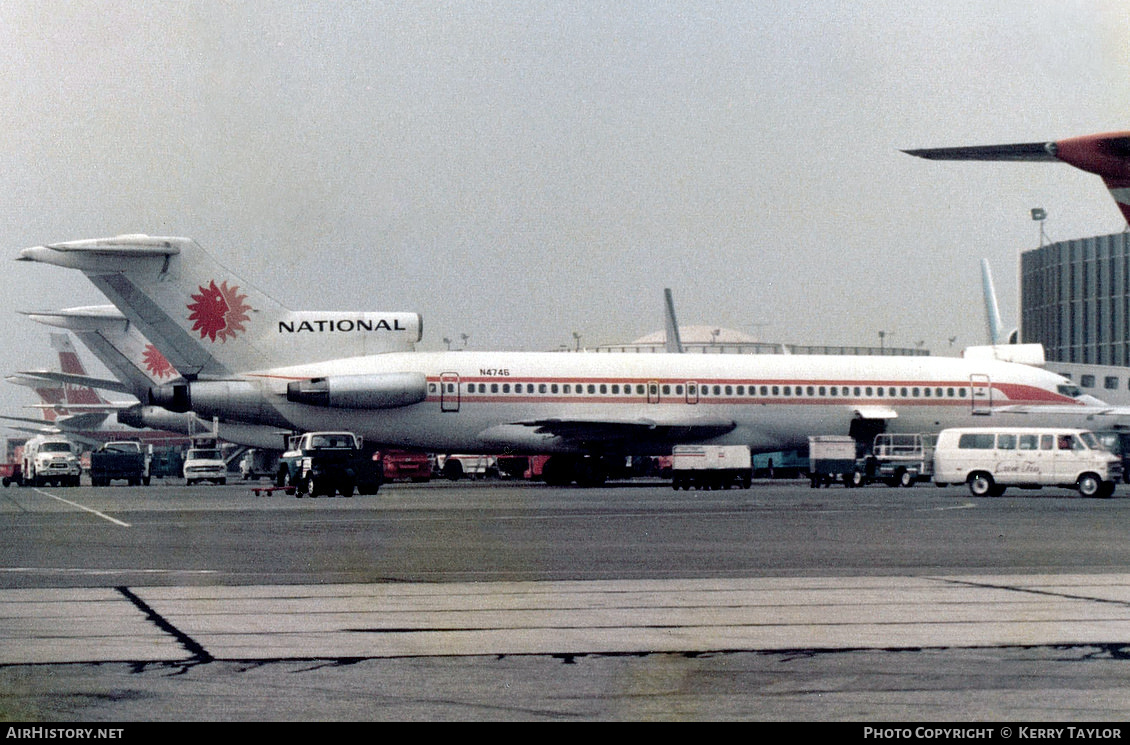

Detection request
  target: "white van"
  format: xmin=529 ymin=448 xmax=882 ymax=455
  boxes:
xmin=934 ymin=427 xmax=1122 ymax=498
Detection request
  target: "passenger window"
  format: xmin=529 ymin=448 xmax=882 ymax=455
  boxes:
xmin=958 ymin=433 xmax=995 ymax=449
xmin=997 ymin=434 xmax=1016 ymax=450
xmin=1018 ymin=434 xmax=1038 ymax=450
xmin=1057 ymin=435 xmax=1074 ymax=451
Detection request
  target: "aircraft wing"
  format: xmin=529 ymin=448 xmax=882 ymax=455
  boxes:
xmin=511 ymin=414 xmax=737 ymax=446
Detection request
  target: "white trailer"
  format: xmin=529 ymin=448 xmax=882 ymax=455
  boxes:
xmin=807 ymin=435 xmax=859 ymax=488
xmin=671 ymin=445 xmax=752 ymax=490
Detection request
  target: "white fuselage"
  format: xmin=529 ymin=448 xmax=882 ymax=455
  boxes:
xmin=204 ymin=350 xmax=1089 ymax=455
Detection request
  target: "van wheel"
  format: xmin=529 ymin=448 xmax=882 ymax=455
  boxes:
xmin=898 ymin=469 xmax=914 ymax=488
xmin=1077 ymin=474 xmax=1102 ymax=498
xmin=968 ymin=473 xmax=995 ymax=497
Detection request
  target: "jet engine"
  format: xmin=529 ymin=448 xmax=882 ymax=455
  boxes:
xmin=149 ymin=380 xmax=292 ymax=427
xmin=285 ymin=372 xmax=428 ymax=409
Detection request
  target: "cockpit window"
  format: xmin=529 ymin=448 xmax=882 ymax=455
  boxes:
xmin=1057 ymin=383 xmax=1084 ymax=399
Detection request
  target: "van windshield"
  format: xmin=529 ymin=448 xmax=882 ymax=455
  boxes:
xmin=188 ymin=449 xmax=221 ymax=460
xmin=1080 ymin=432 xmax=1104 ymax=451
xmin=41 ymin=442 xmax=71 ymax=453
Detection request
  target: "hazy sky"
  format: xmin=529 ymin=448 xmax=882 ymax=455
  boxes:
xmin=1 ymin=1 xmax=1128 ymax=419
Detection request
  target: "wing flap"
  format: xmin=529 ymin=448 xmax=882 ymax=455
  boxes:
xmin=511 ymin=414 xmax=737 ymax=446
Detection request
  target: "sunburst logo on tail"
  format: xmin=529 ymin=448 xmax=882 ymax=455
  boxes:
xmin=142 ymin=344 xmax=176 ymax=379
xmin=187 ymin=280 xmax=252 ymax=342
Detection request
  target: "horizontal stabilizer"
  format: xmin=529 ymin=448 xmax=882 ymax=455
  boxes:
xmin=13 ymin=370 xmax=135 ymax=396
xmin=903 ymin=141 xmax=1059 ymax=162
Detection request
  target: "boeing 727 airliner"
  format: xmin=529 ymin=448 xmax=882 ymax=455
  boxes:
xmin=16 ymin=235 xmax=1103 ymax=484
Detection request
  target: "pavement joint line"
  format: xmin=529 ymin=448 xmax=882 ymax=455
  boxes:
xmin=115 ymin=585 xmax=213 ymax=663
xmin=938 ymin=576 xmax=1130 ymax=608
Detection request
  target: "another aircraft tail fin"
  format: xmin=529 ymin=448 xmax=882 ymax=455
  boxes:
xmin=663 ymin=289 xmax=684 ymax=354
xmin=49 ymin=333 xmax=108 ymax=406
xmin=25 ymin=306 xmax=182 ymax=400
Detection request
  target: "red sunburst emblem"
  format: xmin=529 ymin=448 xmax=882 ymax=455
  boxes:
xmin=187 ymin=280 xmax=251 ymax=342
xmin=142 ymin=344 xmax=176 ymax=379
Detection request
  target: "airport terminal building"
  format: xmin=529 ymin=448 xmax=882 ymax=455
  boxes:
xmin=1021 ymin=231 xmax=1130 ymax=368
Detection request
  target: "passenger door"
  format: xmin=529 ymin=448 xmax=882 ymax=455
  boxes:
xmin=440 ymin=372 xmax=461 ymax=413
xmin=970 ymin=375 xmax=992 ymax=415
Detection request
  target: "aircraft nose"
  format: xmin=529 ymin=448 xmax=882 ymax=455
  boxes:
xmin=16 ymin=245 xmax=49 ymax=262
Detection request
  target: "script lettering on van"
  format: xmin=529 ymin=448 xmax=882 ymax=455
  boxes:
xmin=278 ymin=318 xmax=408 ymax=333
xmin=994 ymin=461 xmax=1042 ymax=475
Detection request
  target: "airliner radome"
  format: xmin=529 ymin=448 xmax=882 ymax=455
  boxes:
xmin=16 ymin=234 xmax=1105 ymax=484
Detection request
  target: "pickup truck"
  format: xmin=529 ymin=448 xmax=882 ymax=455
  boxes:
xmin=90 ymin=441 xmax=150 ymax=487
xmin=183 ymin=446 xmax=227 ymax=485
xmin=277 ymin=431 xmax=383 ymax=497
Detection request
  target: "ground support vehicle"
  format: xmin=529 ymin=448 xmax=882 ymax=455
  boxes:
xmin=807 ymin=436 xmax=859 ymax=488
xmin=381 ymin=450 xmax=432 ymax=482
xmin=435 ymin=454 xmax=499 ymax=481
xmin=753 ymin=449 xmax=808 ymax=479
xmin=933 ymin=427 xmax=1121 ymax=498
xmin=23 ymin=435 xmax=83 ymax=487
xmin=277 ymin=432 xmax=383 ymax=497
xmin=671 ymin=445 xmax=752 ymax=490
xmin=250 ymin=484 xmax=295 ymax=497
xmin=183 ymin=446 xmax=227 ymax=485
xmin=148 ymin=448 xmax=185 ymax=480
xmin=0 ymin=462 xmax=22 ymax=487
xmin=90 ymin=441 xmax=148 ymax=487
xmin=870 ymin=433 xmax=935 ymax=487
xmin=239 ymin=449 xmax=280 ymax=481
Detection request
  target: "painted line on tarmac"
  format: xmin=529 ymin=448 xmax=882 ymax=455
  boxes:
xmin=32 ymin=488 xmax=131 ymax=527
xmin=919 ymin=502 xmax=978 ymax=511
